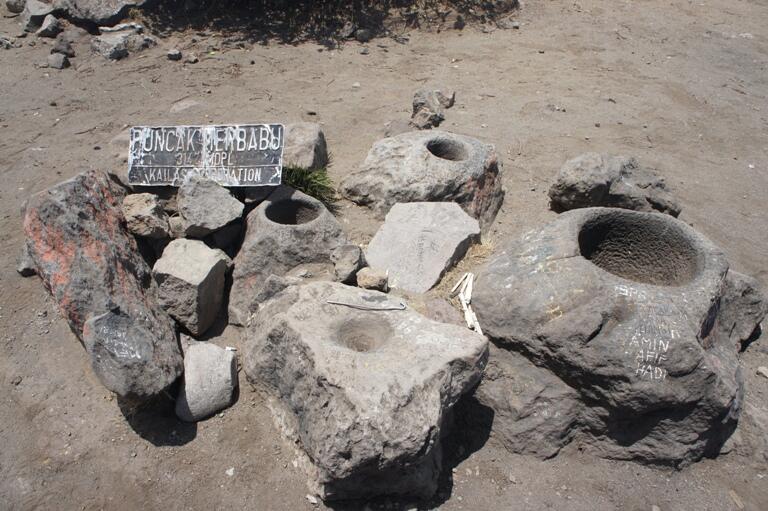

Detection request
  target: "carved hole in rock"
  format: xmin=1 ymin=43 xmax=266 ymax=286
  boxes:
xmin=334 ymin=317 xmax=393 ymax=353
xmin=578 ymin=213 xmax=700 ymax=286
xmin=265 ymin=199 xmax=320 ymax=225
xmin=426 ymin=138 xmax=469 ymax=161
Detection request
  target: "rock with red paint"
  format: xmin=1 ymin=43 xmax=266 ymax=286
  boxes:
xmin=22 ymin=170 xmax=182 ymax=401
xmin=340 ymin=130 xmax=504 ymax=229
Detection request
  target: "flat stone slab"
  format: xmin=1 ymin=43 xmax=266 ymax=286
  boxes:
xmin=365 ymin=202 xmax=480 ymax=293
xmin=175 ymin=343 xmax=238 ymax=422
xmin=245 ymin=281 xmax=488 ymax=500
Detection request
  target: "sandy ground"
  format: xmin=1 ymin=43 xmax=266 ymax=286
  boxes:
xmin=1 ymin=0 xmax=767 ymax=509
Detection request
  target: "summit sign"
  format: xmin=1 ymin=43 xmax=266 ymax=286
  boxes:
xmin=128 ymin=124 xmax=284 ymax=187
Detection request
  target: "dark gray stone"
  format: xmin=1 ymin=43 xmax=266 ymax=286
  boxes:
xmin=718 ymin=270 xmax=767 ymax=349
xmin=167 ymin=48 xmax=181 ymax=61
xmin=23 ymin=171 xmax=182 ymax=401
xmin=177 ymin=175 xmax=244 ymax=238
xmin=36 ymin=14 xmax=61 ymax=38
xmin=549 ymin=153 xmax=682 ymax=217
xmin=330 ymin=244 xmax=364 ymax=284
xmin=365 ymin=202 xmax=480 ymax=293
xmin=229 ymin=186 xmax=347 ymax=326
xmin=474 ymin=207 xmax=744 ymax=466
xmin=175 ymin=343 xmax=238 ymax=422
xmin=341 ymin=130 xmax=504 ymax=229
xmin=6 ymin=0 xmax=26 ymax=14
xmin=244 ymin=281 xmax=488 ymax=500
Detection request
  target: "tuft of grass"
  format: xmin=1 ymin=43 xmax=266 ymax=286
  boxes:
xmin=282 ymin=165 xmax=339 ymax=213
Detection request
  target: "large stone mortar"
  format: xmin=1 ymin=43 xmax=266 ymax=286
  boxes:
xmin=473 ymin=207 xmax=744 ymax=465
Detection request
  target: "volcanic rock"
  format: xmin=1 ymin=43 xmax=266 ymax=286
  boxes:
xmin=175 ymin=343 xmax=238 ymax=422
xmin=153 ymin=239 xmax=231 ymax=336
xmin=244 ymin=281 xmax=488 ymax=500
xmin=549 ymin=153 xmax=681 ymax=216
xmin=718 ymin=270 xmax=767 ymax=349
xmin=473 ymin=207 xmax=745 ymax=466
xmin=6 ymin=0 xmax=26 ymax=14
xmin=177 ymin=175 xmax=244 ymax=237
xmin=121 ymin=193 xmax=171 ymax=239
xmin=410 ymin=87 xmax=455 ymax=129
xmin=340 ymin=130 xmax=504 ymax=229
xmin=22 ymin=170 xmax=182 ymax=400
xmin=330 ymin=244 xmax=365 ymax=284
xmin=365 ymin=202 xmax=480 ymax=293
xmin=284 ymin=122 xmax=328 ymax=171
xmin=229 ymin=186 xmax=347 ymax=325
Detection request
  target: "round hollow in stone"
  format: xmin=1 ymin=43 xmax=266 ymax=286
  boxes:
xmin=334 ymin=317 xmax=393 ymax=353
xmin=426 ymin=137 xmax=469 ymax=161
xmin=578 ymin=212 xmax=700 ymax=286
xmin=265 ymin=198 xmax=321 ymax=225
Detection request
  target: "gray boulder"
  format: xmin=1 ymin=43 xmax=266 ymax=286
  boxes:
xmin=340 ymin=130 xmax=504 ymax=229
xmin=283 ymin=122 xmax=328 ymax=170
xmin=22 ymin=170 xmax=182 ymax=401
xmin=244 ymin=281 xmax=488 ymax=500
xmin=121 ymin=193 xmax=171 ymax=239
xmin=177 ymin=175 xmax=244 ymax=237
xmin=365 ymin=202 xmax=480 ymax=293
xmin=549 ymin=153 xmax=682 ymax=217
xmin=410 ymin=87 xmax=455 ymax=129
xmin=330 ymin=244 xmax=365 ymax=284
xmin=6 ymin=0 xmax=26 ymax=14
xmin=175 ymin=343 xmax=238 ymax=422
xmin=52 ymin=34 xmax=75 ymax=56
xmin=718 ymin=270 xmax=767 ymax=349
xmin=229 ymin=186 xmax=347 ymax=325
xmin=153 ymin=239 xmax=231 ymax=336
xmin=36 ymin=14 xmax=61 ymax=38
xmin=473 ymin=207 xmax=745 ymax=466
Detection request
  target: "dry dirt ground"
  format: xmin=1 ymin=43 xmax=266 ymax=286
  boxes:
xmin=2 ymin=0 xmax=768 ymax=510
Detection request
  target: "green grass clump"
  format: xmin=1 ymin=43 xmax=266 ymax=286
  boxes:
xmin=282 ymin=165 xmax=339 ymax=213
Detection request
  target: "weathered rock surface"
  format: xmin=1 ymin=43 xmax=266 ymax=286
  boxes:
xmin=229 ymin=186 xmax=347 ymax=325
xmin=121 ymin=193 xmax=171 ymax=239
xmin=473 ymin=207 xmax=745 ymax=466
xmin=466 ymin=344 xmax=583 ymax=459
xmin=6 ymin=0 xmax=26 ymax=14
xmin=330 ymin=244 xmax=364 ymax=284
xmin=340 ymin=130 xmax=504 ymax=229
xmin=283 ymin=122 xmax=328 ymax=170
xmin=36 ymin=14 xmax=61 ymax=38
xmin=153 ymin=239 xmax=231 ymax=336
xmin=177 ymin=175 xmax=244 ymax=238
xmin=175 ymin=343 xmax=238 ymax=422
xmin=366 ymin=202 xmax=480 ymax=293
xmin=245 ymin=281 xmax=488 ymax=500
xmin=718 ymin=270 xmax=767 ymax=349
xmin=355 ymin=267 xmax=388 ymax=292
xmin=549 ymin=153 xmax=682 ymax=217
xmin=410 ymin=87 xmax=455 ymax=129
xmin=22 ymin=170 xmax=182 ymax=400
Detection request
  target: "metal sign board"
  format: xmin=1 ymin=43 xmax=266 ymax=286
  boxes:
xmin=127 ymin=124 xmax=284 ymax=187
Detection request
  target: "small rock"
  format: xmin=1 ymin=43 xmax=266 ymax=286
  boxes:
xmin=410 ymin=88 xmax=456 ymax=129
xmin=177 ymin=175 xmax=244 ymax=238
xmin=47 ymin=52 xmax=69 ymax=69
xmin=757 ymin=367 xmax=768 ymax=380
xmin=306 ymin=494 xmax=318 ymax=505
xmin=168 ymin=216 xmax=186 ymax=238
xmin=17 ymin=243 xmax=37 ymax=277
xmin=175 ymin=343 xmax=238 ymax=422
xmin=51 ymin=35 xmax=75 ymax=57
xmin=185 ymin=53 xmax=199 ymax=64
xmin=122 ymin=193 xmax=171 ymax=239
xmin=283 ymin=122 xmax=328 ymax=171
xmin=360 ymin=47 xmax=369 ymax=55
xmin=153 ymin=239 xmax=232 ymax=336
xmin=331 ymin=244 xmax=365 ymax=284
xmin=167 ymin=48 xmax=182 ymax=61
xmin=225 ymin=467 xmax=234 ymax=476
xmin=6 ymin=0 xmax=26 ymax=14
xmin=354 ymin=28 xmax=373 ymax=43
xmin=36 ymin=14 xmax=61 ymax=38
xmin=352 ymin=82 xmax=361 ymax=88
xmin=356 ymin=267 xmax=388 ymax=292
xmin=10 ymin=375 xmax=23 ymax=386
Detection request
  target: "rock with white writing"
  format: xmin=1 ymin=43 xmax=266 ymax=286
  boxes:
xmin=122 ymin=193 xmax=171 ymax=239
xmin=474 ymin=207 xmax=745 ymax=466
xmin=549 ymin=153 xmax=681 ymax=217
xmin=461 ymin=344 xmax=583 ymax=459
xmin=244 ymin=281 xmax=488 ymax=500
xmin=718 ymin=271 xmax=767 ymax=350
xmin=175 ymin=343 xmax=238 ymax=422
xmin=330 ymin=244 xmax=365 ymax=284
xmin=284 ymin=122 xmax=328 ymax=170
xmin=153 ymin=239 xmax=231 ymax=336
xmin=177 ymin=175 xmax=244 ymax=238
xmin=410 ymin=87 xmax=455 ymax=129
xmin=341 ymin=130 xmax=504 ymax=229
xmin=36 ymin=14 xmax=61 ymax=38
xmin=229 ymin=186 xmax=347 ymax=325
xmin=366 ymin=202 xmax=480 ymax=293
xmin=6 ymin=0 xmax=26 ymax=14
xmin=22 ymin=170 xmax=183 ymax=401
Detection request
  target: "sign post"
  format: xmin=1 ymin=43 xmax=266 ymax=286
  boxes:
xmin=128 ymin=124 xmax=284 ymax=187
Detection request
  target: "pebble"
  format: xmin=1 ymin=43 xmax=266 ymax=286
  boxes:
xmin=306 ymin=494 xmax=318 ymax=505
xmin=185 ymin=54 xmax=199 ymax=64
xmin=225 ymin=467 xmax=234 ymax=476
xmin=352 ymin=82 xmax=361 ymax=88
xmin=757 ymin=366 xmax=768 ymax=379
xmin=167 ymin=48 xmax=182 ymax=61
xmin=360 ymin=47 xmax=369 ymax=55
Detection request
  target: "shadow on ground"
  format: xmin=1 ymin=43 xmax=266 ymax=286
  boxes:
xmin=119 ymin=389 xmax=198 ymax=446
